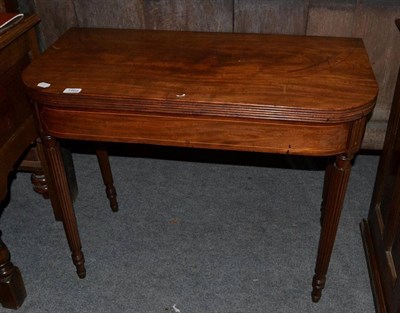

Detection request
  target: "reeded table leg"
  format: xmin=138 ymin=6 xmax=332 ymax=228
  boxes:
xmin=312 ymin=154 xmax=352 ymax=302
xmin=42 ymin=135 xmax=86 ymax=278
xmin=320 ymin=159 xmax=334 ymax=227
xmin=96 ymin=147 xmax=118 ymax=212
xmin=36 ymin=138 xmax=64 ymax=221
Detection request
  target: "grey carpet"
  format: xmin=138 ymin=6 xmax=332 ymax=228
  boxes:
xmin=0 ymin=148 xmax=379 ymax=313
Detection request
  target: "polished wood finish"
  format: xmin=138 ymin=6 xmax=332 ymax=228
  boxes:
xmin=361 ymin=19 xmax=400 ymax=313
xmin=23 ymin=28 xmax=378 ymax=302
xmin=25 ymin=29 xmax=376 ymax=127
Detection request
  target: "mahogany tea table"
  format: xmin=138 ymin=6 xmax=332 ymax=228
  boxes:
xmin=22 ymin=28 xmax=378 ymax=302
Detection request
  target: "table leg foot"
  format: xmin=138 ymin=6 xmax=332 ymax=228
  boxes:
xmin=104 ymin=184 xmax=118 ymax=212
xmin=312 ymin=154 xmax=352 ymax=302
xmin=72 ymin=252 xmax=86 ymax=278
xmin=311 ymin=275 xmax=325 ymax=302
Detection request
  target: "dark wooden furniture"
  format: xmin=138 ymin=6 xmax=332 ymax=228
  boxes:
xmin=0 ymin=14 xmax=41 ymax=202
xmin=0 ymin=14 xmax=41 ymax=310
xmin=22 ymin=28 xmax=378 ymax=302
xmin=361 ymin=19 xmax=400 ymax=313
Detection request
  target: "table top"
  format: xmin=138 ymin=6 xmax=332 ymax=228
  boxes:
xmin=23 ymin=28 xmax=377 ymax=123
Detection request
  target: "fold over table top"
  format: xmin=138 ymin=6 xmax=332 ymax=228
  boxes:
xmin=23 ymin=28 xmax=378 ymax=123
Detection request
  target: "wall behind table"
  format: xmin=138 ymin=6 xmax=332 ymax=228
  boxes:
xmin=16 ymin=0 xmax=400 ymax=150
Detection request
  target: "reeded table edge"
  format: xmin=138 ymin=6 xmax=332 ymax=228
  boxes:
xmin=26 ymin=89 xmax=378 ymax=124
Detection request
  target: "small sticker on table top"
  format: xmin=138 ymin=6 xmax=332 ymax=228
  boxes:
xmin=37 ymin=82 xmax=51 ymax=88
xmin=63 ymin=88 xmax=82 ymax=94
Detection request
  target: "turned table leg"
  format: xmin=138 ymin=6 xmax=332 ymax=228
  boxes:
xmin=95 ymin=147 xmax=118 ymax=212
xmin=42 ymin=135 xmax=86 ymax=278
xmin=0 ymin=237 xmax=26 ymax=309
xmin=312 ymin=154 xmax=352 ymax=302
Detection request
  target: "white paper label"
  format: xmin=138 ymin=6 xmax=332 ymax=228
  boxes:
xmin=63 ymin=88 xmax=82 ymax=94
xmin=37 ymin=82 xmax=51 ymax=88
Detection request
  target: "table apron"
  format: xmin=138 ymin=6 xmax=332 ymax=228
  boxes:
xmin=38 ymin=106 xmax=357 ymax=156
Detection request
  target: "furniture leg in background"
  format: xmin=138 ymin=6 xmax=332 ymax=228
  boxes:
xmin=95 ymin=146 xmax=118 ymax=212
xmin=0 ymin=236 xmax=26 ymax=309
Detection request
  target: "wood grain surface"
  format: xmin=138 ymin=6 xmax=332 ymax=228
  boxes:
xmin=23 ymin=28 xmax=377 ymax=124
